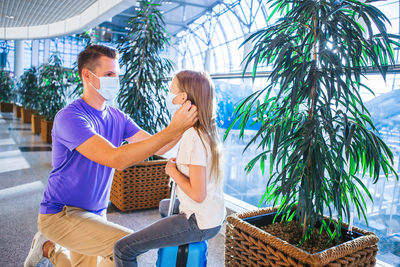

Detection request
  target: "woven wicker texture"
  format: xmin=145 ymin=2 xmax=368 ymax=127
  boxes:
xmin=110 ymin=158 xmax=170 ymax=211
xmin=225 ymin=207 xmax=379 ymax=267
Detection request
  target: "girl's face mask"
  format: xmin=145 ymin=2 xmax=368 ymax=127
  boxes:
xmin=165 ymin=92 xmax=181 ymax=116
xmin=166 ymin=78 xmax=187 ymax=116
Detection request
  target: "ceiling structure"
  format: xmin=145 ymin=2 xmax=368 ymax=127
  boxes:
xmin=0 ymin=0 xmax=98 ymax=27
xmin=105 ymin=0 xmax=222 ymax=37
xmin=161 ymin=0 xmax=222 ymax=36
xmin=0 ymin=0 xmax=134 ymax=39
xmin=0 ymin=0 xmax=222 ymax=40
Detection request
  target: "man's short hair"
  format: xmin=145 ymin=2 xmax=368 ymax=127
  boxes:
xmin=77 ymin=45 xmax=118 ymax=78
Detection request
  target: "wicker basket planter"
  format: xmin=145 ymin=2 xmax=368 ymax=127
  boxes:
xmin=31 ymin=114 xmax=42 ymax=135
xmin=41 ymin=119 xmax=53 ymax=144
xmin=21 ymin=108 xmax=34 ymax=123
xmin=225 ymin=207 xmax=379 ymax=267
xmin=0 ymin=102 xmax=13 ymax=112
xmin=14 ymin=104 xmax=21 ymax=118
xmin=110 ymin=156 xmax=171 ymax=211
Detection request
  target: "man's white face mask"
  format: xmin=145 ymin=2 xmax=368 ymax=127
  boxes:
xmin=88 ymin=70 xmax=120 ymax=101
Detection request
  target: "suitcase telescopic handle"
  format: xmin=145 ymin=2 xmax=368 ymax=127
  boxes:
xmin=168 ymin=179 xmax=177 ymax=217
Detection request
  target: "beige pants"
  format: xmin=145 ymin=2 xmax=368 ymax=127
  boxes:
xmin=38 ymin=206 xmax=133 ymax=267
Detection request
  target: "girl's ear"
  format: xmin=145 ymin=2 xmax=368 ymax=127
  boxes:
xmin=181 ymin=92 xmax=188 ymax=103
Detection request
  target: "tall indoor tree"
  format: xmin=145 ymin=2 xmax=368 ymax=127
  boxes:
xmin=226 ymin=0 xmax=400 ymax=242
xmin=69 ymin=30 xmax=99 ymax=99
xmin=117 ymin=0 xmax=173 ymax=134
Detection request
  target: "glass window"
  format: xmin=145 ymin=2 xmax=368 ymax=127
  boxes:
xmin=6 ymin=41 xmax=14 ymax=74
xmin=38 ymin=40 xmax=45 ymax=66
xmin=23 ymin=40 xmax=31 ymax=70
xmin=0 ymin=40 xmax=13 ymax=72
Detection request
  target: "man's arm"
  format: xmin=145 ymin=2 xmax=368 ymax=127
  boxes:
xmin=76 ymin=101 xmax=197 ymax=169
xmin=125 ymin=130 xmax=181 ymax=156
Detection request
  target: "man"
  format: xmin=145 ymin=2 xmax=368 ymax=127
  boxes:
xmin=24 ymin=45 xmax=198 ymax=267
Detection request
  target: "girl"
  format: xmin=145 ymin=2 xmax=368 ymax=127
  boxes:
xmin=113 ymin=70 xmax=226 ymax=267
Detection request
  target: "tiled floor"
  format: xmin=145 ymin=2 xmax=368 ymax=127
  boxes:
xmin=0 ymin=111 xmax=224 ymax=267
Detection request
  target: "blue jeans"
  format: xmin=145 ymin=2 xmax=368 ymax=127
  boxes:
xmin=113 ymin=199 xmax=221 ymax=267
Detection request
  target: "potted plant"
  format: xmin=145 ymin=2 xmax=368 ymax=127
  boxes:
xmin=38 ymin=53 xmax=69 ymax=143
xmin=224 ymin=0 xmax=399 ymax=266
xmin=110 ymin=0 xmax=174 ymax=211
xmin=18 ymin=66 xmax=41 ymax=123
xmin=0 ymin=68 xmax=14 ymax=112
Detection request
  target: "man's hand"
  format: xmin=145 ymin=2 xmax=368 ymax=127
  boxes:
xmin=168 ymin=101 xmax=198 ymax=135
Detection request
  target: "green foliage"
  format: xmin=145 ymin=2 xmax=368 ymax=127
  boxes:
xmin=38 ymin=53 xmax=72 ymax=121
xmin=226 ymin=0 xmax=400 ymax=242
xmin=69 ymin=62 xmax=83 ymax=100
xmin=18 ymin=66 xmax=41 ymax=110
xmin=78 ymin=29 xmax=99 ymax=48
xmin=69 ymin=30 xmax=99 ymax=99
xmin=0 ymin=69 xmax=15 ymax=103
xmin=117 ymin=0 xmax=173 ymax=134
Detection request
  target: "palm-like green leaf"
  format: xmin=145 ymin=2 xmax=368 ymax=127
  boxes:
xmin=117 ymin=1 xmax=173 ymax=134
xmin=227 ymin=0 xmax=400 ymax=242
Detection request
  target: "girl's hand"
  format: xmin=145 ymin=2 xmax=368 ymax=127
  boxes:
xmin=165 ymin=158 xmax=177 ymax=177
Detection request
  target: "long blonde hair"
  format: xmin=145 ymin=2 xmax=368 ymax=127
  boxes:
xmin=175 ymin=70 xmax=222 ymax=184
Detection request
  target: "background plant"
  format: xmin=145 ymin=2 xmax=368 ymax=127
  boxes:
xmin=117 ymin=0 xmax=173 ymax=134
xmin=18 ymin=66 xmax=41 ymax=111
xmin=69 ymin=30 xmax=99 ymax=99
xmin=0 ymin=68 xmax=15 ymax=103
xmin=38 ymin=53 xmax=71 ymax=121
xmin=226 ymin=0 xmax=400 ymax=243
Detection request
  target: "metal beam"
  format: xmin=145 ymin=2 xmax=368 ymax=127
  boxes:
xmin=170 ymin=1 xmax=223 ymax=36
xmin=119 ymin=12 xmax=135 ymax=18
xmin=209 ymin=65 xmax=400 ymax=79
xmin=165 ymin=1 xmax=210 ymax=9
xmin=162 ymin=4 xmax=184 ymax=15
xmin=164 ymin=20 xmax=188 ymax=27
xmin=119 ymin=12 xmax=189 ymax=27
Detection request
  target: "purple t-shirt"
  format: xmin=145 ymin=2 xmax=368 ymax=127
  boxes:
xmin=40 ymin=98 xmax=140 ymax=215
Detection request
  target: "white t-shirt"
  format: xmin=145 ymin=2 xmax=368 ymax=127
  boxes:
xmin=175 ymin=127 xmax=226 ymax=230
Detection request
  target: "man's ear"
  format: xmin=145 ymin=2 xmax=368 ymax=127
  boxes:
xmin=81 ymin=68 xmax=90 ymax=83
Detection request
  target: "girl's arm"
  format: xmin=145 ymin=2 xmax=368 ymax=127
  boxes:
xmin=165 ymin=158 xmax=207 ymax=203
